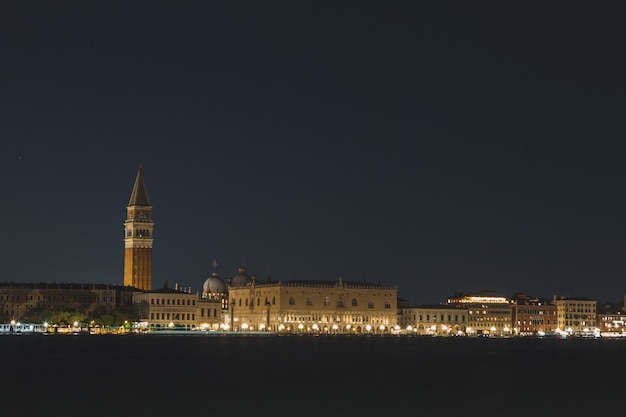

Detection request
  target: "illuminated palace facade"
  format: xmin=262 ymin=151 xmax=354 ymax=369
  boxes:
xmin=226 ymin=266 xmax=398 ymax=334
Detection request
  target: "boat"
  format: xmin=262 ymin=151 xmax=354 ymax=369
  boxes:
xmin=0 ymin=322 xmax=47 ymax=334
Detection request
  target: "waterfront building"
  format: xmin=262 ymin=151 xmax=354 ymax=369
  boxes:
xmin=226 ymin=267 xmax=398 ymax=334
xmin=201 ymin=260 xmax=229 ymax=309
xmin=398 ymin=304 xmax=467 ymax=335
xmin=131 ymin=262 xmax=228 ymax=330
xmin=196 ymin=297 xmax=226 ymax=331
xmin=0 ymin=282 xmax=134 ymax=322
xmin=447 ymin=290 xmax=513 ymax=336
xmin=132 ymin=282 xmax=199 ymax=329
xmin=597 ymin=311 xmax=626 ymax=336
xmin=553 ymin=296 xmax=597 ymax=336
xmin=199 ymin=261 xmax=229 ymax=330
xmin=596 ymin=302 xmax=625 ymax=336
xmin=123 ymin=164 xmax=154 ymax=290
xmin=510 ymin=293 xmax=557 ymax=336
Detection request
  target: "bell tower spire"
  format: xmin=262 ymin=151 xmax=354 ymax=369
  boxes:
xmin=123 ymin=163 xmax=154 ymax=290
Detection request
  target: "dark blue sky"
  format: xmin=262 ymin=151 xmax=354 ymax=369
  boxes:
xmin=2 ymin=1 xmax=625 ymax=304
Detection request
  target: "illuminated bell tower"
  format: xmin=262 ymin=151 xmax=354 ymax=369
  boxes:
xmin=123 ymin=164 xmax=154 ymax=290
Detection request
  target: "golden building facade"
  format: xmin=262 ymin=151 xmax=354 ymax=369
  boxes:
xmin=132 ymin=285 xmax=200 ymax=328
xmin=123 ymin=164 xmax=154 ymax=290
xmin=227 ymin=270 xmax=397 ymax=334
xmin=399 ymin=305 xmax=467 ymax=335
xmin=554 ymin=296 xmax=597 ymax=336
xmin=447 ymin=291 xmax=513 ymax=336
xmin=132 ymin=270 xmax=227 ymax=331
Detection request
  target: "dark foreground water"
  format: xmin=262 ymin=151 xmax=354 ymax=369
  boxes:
xmin=2 ymin=333 xmax=625 ymax=417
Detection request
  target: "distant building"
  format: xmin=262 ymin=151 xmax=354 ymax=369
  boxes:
xmin=597 ymin=311 xmax=626 ymax=335
xmin=132 ymin=282 xmax=200 ymax=328
xmin=553 ymin=296 xmax=597 ymax=335
xmin=226 ymin=268 xmax=398 ymax=334
xmin=202 ymin=259 xmax=228 ymax=308
xmin=0 ymin=282 xmax=134 ymax=322
xmin=398 ymin=304 xmax=467 ymax=335
xmin=123 ymin=164 xmax=154 ymax=290
xmin=510 ymin=293 xmax=557 ymax=336
xmin=447 ymin=290 xmax=513 ymax=336
xmin=131 ymin=262 xmax=228 ymax=330
xmin=200 ymin=260 xmax=229 ymax=328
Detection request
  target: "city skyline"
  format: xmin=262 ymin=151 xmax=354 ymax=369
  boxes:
xmin=2 ymin=2 xmax=626 ymax=304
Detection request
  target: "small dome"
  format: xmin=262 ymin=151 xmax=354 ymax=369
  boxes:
xmin=202 ymin=272 xmax=227 ymax=294
xmin=230 ymin=265 xmax=252 ymax=287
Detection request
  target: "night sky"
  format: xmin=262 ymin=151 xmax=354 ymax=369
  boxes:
xmin=2 ymin=1 xmax=625 ymax=305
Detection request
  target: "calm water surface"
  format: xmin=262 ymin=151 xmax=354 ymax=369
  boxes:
xmin=3 ymin=334 xmax=624 ymax=417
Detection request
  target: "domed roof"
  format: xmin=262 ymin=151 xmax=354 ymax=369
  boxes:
xmin=202 ymin=271 xmax=227 ymax=294
xmin=230 ymin=265 xmax=252 ymax=287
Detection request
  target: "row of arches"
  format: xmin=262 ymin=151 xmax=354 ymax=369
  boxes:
xmin=126 ymin=229 xmax=151 ymax=237
xmin=232 ymin=295 xmax=392 ymax=309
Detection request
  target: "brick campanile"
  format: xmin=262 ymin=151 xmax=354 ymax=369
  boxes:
xmin=123 ymin=164 xmax=154 ymax=290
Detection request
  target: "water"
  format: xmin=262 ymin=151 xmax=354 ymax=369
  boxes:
xmin=2 ymin=334 xmax=624 ymax=416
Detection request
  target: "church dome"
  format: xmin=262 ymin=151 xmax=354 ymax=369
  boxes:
xmin=230 ymin=265 xmax=252 ymax=287
xmin=202 ymin=272 xmax=227 ymax=294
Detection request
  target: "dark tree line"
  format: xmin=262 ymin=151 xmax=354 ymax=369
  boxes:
xmin=19 ymin=306 xmax=139 ymax=327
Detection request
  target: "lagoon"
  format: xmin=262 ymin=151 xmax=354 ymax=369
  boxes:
xmin=2 ymin=334 xmax=624 ymax=417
